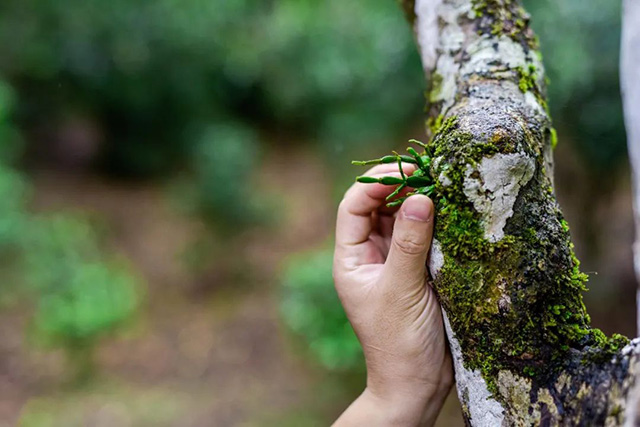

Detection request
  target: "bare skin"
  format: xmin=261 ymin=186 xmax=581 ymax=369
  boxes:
xmin=332 ymin=163 xmax=454 ymax=426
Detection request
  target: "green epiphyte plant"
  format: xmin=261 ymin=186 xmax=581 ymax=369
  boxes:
xmin=352 ymin=139 xmax=436 ymax=207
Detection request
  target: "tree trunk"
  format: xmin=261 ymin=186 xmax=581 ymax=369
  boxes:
xmin=400 ymin=0 xmax=640 ymax=424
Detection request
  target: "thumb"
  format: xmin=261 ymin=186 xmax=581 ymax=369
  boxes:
xmin=382 ymin=195 xmax=434 ymax=291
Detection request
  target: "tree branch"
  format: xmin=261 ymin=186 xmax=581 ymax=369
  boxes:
xmin=400 ymin=0 xmax=640 ymax=424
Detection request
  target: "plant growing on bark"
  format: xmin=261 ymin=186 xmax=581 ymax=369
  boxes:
xmin=353 ymin=139 xmax=437 ymax=206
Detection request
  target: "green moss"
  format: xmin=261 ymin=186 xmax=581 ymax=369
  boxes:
xmin=431 ymin=122 xmax=515 ymax=164
xmin=610 ymin=404 xmax=623 ymax=418
xmin=427 ymin=115 xmax=628 ymax=398
xmin=427 ymin=114 xmax=445 ymax=136
xmin=580 ymin=331 xmax=629 ymax=365
xmin=491 ymin=20 xmax=504 ymax=36
xmin=517 ymin=65 xmax=536 ymax=93
xmin=550 ymin=127 xmax=558 ymax=149
xmin=435 ymin=115 xmax=458 ymax=139
xmin=514 ymin=64 xmax=550 ymax=115
xmin=523 ymin=366 xmax=536 ymax=377
xmin=428 ymin=72 xmax=444 ymax=103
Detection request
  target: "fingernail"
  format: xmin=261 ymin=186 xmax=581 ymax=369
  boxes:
xmin=401 ymin=195 xmax=432 ymax=222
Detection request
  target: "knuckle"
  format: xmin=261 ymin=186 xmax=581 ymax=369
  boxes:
xmin=337 ymin=197 xmax=348 ymax=213
xmin=393 ymin=233 xmax=427 ymax=255
xmin=337 ymin=195 xmax=354 ymax=216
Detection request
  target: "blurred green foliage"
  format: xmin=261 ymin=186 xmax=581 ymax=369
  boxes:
xmin=280 ymin=248 xmax=363 ymax=371
xmin=0 ymin=0 xmax=624 ymax=225
xmin=25 ymin=216 xmax=139 ymax=347
xmin=0 ymin=81 xmax=29 ymax=287
xmin=0 ymin=0 xmax=422 ymax=178
xmin=0 ymin=164 xmax=28 ymax=250
xmin=0 ymin=81 xmax=23 ymax=163
xmin=0 ymin=79 xmax=140 ymax=377
xmin=524 ymin=0 xmax=625 ymax=173
xmin=189 ymin=122 xmax=264 ymax=229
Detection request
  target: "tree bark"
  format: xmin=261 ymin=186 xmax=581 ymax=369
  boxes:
xmin=400 ymin=0 xmax=640 ymax=424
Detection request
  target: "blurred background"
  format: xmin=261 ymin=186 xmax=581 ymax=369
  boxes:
xmin=0 ymin=0 xmax=634 ymax=425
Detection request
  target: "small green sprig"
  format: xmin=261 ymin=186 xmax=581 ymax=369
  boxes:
xmin=352 ymin=139 xmax=436 ymax=207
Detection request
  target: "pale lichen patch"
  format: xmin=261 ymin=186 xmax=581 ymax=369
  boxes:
xmin=443 ymin=313 xmax=505 ymax=426
xmin=439 ymin=170 xmax=453 ymax=187
xmin=461 ymin=36 xmax=544 ymax=80
xmin=496 ymin=280 xmax=511 ymax=311
xmin=438 ymin=0 xmax=471 ymax=53
xmin=495 ymin=373 xmax=560 ymax=426
xmin=414 ymin=0 xmax=443 ymax=72
xmin=432 ymin=54 xmax=460 ymax=111
xmin=428 ymin=239 xmax=445 ymax=278
xmin=555 ymin=371 xmax=571 ymax=394
xmin=432 ymin=155 xmax=444 ymax=172
xmin=525 ymin=90 xmax=547 ymax=117
xmin=577 ymin=382 xmax=592 ymax=400
xmin=535 ymin=388 xmax=560 ymax=426
xmin=497 ymin=370 xmax=533 ymax=420
xmin=605 ymin=383 xmax=625 ymax=427
xmin=463 ymin=153 xmax=535 ymax=242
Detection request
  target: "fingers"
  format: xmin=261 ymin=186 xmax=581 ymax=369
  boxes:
xmin=376 ymin=212 xmax=396 ymax=240
xmin=381 ymin=195 xmax=434 ymax=292
xmin=335 ymin=163 xmax=416 ymax=248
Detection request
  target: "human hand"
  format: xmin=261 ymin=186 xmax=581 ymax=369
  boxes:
xmin=332 ymin=163 xmax=453 ymax=426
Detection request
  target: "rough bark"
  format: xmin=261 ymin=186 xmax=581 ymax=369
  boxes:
xmin=399 ymin=0 xmax=640 ymax=424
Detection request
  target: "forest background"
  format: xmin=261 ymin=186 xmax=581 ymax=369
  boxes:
xmin=0 ymin=0 xmax=630 ymax=425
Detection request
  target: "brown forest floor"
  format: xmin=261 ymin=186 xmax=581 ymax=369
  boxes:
xmin=0 ymin=142 xmax=635 ymax=426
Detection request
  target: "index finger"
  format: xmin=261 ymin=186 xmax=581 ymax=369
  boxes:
xmin=335 ymin=163 xmax=416 ymax=248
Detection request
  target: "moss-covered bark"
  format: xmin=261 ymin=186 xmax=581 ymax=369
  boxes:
xmin=401 ymin=0 xmax=640 ymax=424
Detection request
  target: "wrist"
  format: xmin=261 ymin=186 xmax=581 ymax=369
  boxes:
xmin=362 ymin=349 xmax=454 ymax=424
xmin=362 ymin=382 xmax=448 ymax=427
